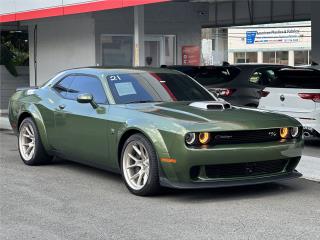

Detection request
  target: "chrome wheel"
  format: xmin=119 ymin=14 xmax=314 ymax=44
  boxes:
xmin=123 ymin=141 xmax=150 ymax=191
xmin=19 ymin=123 xmax=36 ymax=161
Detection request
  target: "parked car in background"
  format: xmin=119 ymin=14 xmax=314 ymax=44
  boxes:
xmin=163 ymin=64 xmax=287 ymax=107
xmin=258 ymin=68 xmax=320 ymax=138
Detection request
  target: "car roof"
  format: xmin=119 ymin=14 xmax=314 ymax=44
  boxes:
xmin=62 ymin=66 xmax=180 ymax=75
xmin=231 ymin=64 xmax=287 ymax=69
xmin=163 ymin=64 xmax=287 ymax=70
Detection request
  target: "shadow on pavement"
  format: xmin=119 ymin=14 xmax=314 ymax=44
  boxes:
xmin=304 ymin=138 xmax=320 ymax=147
xmin=49 ymin=157 xmax=308 ymax=202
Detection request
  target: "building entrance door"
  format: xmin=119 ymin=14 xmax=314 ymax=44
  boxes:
xmin=144 ymin=36 xmax=164 ymax=67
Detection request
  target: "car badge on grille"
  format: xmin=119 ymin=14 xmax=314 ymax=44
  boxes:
xmin=268 ymin=131 xmax=277 ymax=137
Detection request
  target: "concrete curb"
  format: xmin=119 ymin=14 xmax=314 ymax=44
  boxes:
xmin=0 ymin=116 xmax=12 ymax=130
xmin=297 ymin=155 xmax=320 ymax=182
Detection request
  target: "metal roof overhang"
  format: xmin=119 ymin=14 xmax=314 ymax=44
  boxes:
xmin=0 ymin=0 xmax=170 ymax=23
xmin=0 ymin=0 xmax=312 ymax=26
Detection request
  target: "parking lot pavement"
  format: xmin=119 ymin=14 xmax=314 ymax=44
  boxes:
xmin=1 ymin=130 xmax=320 ymax=240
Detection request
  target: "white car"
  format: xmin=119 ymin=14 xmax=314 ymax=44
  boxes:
xmin=258 ymin=68 xmax=320 ymax=138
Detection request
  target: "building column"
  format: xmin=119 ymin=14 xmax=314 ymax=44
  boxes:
xmin=134 ymin=6 xmax=145 ymax=67
xmin=228 ymin=52 xmax=234 ymax=64
xmin=311 ymin=1 xmax=320 ymax=65
xmin=257 ymin=51 xmax=263 ymax=63
xmin=28 ymin=24 xmax=36 ymax=86
xmin=288 ymin=50 xmax=295 ymax=66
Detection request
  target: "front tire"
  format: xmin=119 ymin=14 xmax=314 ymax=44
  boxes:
xmin=121 ymin=134 xmax=160 ymax=196
xmin=18 ymin=117 xmax=52 ymax=165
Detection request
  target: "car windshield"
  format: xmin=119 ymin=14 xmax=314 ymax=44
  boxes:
xmin=268 ymin=68 xmax=320 ymax=89
xmin=105 ymin=72 xmax=215 ymax=104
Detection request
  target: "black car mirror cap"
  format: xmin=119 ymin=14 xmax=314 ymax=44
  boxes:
xmin=77 ymin=93 xmax=99 ymax=109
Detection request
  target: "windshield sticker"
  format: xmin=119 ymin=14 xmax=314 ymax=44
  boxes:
xmin=114 ymin=82 xmax=137 ymax=96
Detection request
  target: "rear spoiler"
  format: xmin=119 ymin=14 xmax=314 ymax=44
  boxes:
xmin=16 ymin=86 xmax=38 ymax=92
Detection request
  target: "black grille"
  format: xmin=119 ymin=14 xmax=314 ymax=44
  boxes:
xmin=211 ymin=129 xmax=280 ymax=145
xmin=204 ymin=159 xmax=289 ymax=178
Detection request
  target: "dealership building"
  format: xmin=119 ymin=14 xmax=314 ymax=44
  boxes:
xmin=228 ymin=21 xmax=311 ymax=66
xmin=1 ymin=0 xmax=320 ymax=111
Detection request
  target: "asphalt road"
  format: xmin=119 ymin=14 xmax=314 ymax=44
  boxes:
xmin=1 ymin=130 xmax=319 ymax=240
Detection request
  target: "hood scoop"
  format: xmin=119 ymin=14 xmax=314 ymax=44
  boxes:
xmin=189 ymin=101 xmax=231 ymax=110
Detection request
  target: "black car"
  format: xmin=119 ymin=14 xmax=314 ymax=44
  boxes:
xmin=163 ymin=64 xmax=288 ymax=107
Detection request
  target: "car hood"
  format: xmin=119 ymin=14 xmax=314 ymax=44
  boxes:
xmin=125 ymin=101 xmax=300 ymax=131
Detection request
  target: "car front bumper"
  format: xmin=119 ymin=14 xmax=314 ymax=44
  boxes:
xmin=158 ymin=138 xmax=303 ymax=189
xmin=160 ymin=171 xmax=302 ymax=189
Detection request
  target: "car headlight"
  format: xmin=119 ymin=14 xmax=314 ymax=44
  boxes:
xmin=185 ymin=132 xmax=196 ymax=145
xmin=199 ymin=132 xmax=210 ymax=145
xmin=290 ymin=127 xmax=300 ymax=138
xmin=280 ymin=127 xmax=289 ymax=139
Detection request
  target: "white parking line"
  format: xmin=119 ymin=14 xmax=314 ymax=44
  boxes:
xmin=297 ymin=155 xmax=320 ymax=182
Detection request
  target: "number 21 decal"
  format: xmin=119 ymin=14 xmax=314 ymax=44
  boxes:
xmin=108 ymin=75 xmax=121 ymax=81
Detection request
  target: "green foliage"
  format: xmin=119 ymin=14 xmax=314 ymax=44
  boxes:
xmin=1 ymin=31 xmax=29 ymax=77
xmin=0 ymin=44 xmax=18 ymax=77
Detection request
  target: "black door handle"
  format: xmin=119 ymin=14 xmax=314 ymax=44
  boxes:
xmin=59 ymin=104 xmax=66 ymax=110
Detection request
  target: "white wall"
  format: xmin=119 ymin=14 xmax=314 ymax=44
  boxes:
xmin=94 ymin=2 xmax=208 ymax=65
xmin=26 ymin=2 xmax=207 ymax=86
xmin=28 ymin=14 xmax=96 ymax=86
xmin=144 ymin=3 xmax=208 ymax=65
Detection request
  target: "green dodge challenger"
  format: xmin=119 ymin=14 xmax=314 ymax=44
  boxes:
xmin=9 ymin=67 xmax=303 ymax=196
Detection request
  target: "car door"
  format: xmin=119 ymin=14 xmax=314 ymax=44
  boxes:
xmin=49 ymin=74 xmax=74 ymax=151
xmin=54 ymin=74 xmax=111 ymax=166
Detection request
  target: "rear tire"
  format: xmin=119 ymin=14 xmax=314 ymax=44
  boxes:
xmin=120 ymin=134 xmax=160 ymax=196
xmin=18 ymin=117 xmax=52 ymax=165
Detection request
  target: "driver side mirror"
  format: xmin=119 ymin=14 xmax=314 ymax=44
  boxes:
xmin=77 ymin=93 xmax=98 ymax=109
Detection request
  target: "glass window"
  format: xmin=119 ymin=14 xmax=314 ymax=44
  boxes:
xmin=276 ymin=51 xmax=288 ymax=65
xmin=54 ymin=75 xmax=74 ymax=97
xmin=106 ymin=72 xmax=214 ymax=104
xmin=234 ymin=52 xmax=246 ymax=63
xmin=66 ymin=75 xmax=107 ymax=104
xmin=269 ymin=69 xmax=320 ymax=89
xmin=249 ymin=67 xmax=280 ymax=86
xmin=101 ymin=35 xmax=133 ymax=66
xmin=246 ymin=52 xmax=257 ymax=63
xmin=294 ymin=51 xmax=308 ymax=66
xmin=193 ymin=67 xmax=241 ymax=86
xmin=263 ymin=52 xmax=276 ymax=63
xmin=249 ymin=71 xmax=263 ymax=85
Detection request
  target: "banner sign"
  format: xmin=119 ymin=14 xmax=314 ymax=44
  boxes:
xmin=246 ymin=28 xmax=301 ymax=45
xmin=182 ymin=46 xmax=200 ymax=66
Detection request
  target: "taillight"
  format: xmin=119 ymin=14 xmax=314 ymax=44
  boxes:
xmin=212 ymin=88 xmax=236 ymax=97
xmin=258 ymin=90 xmax=270 ymax=97
xmin=298 ymin=93 xmax=320 ymax=102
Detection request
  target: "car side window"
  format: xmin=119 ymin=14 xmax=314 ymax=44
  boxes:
xmin=249 ymin=71 xmax=263 ymax=85
xmin=66 ymin=75 xmax=107 ymax=104
xmin=249 ymin=68 xmax=277 ymax=86
xmin=53 ymin=75 xmax=74 ymax=97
